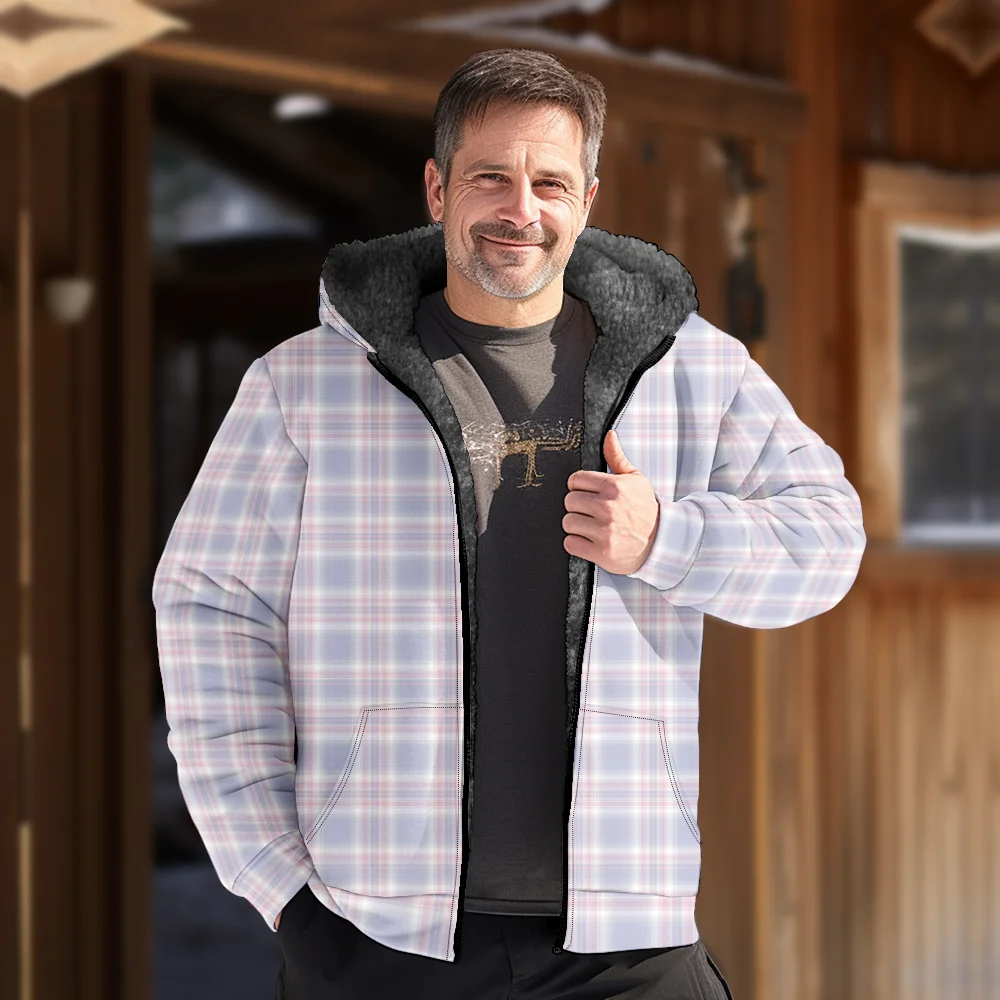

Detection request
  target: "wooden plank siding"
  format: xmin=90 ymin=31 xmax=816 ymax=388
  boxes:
xmin=0 ymin=65 xmax=154 ymax=1000
xmin=821 ymin=3 xmax=995 ymax=1000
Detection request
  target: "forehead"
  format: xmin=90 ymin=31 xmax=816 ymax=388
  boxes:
xmin=458 ymin=101 xmax=583 ymax=163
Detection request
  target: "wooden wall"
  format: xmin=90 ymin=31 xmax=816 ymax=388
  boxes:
xmin=841 ymin=585 xmax=1000 ymax=999
xmin=526 ymin=0 xmax=786 ymax=77
xmin=792 ymin=2 xmax=996 ymax=999
xmin=0 ymin=94 xmax=24 ymax=1000
xmin=0 ymin=67 xmax=154 ymax=1000
xmin=840 ymin=0 xmax=988 ymax=171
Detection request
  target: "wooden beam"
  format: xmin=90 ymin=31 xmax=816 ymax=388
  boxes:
xmin=120 ymin=37 xmax=441 ymax=120
xmin=123 ymin=21 xmax=806 ymax=140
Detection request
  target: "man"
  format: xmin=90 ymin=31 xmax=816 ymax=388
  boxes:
xmin=153 ymin=48 xmax=865 ymax=1000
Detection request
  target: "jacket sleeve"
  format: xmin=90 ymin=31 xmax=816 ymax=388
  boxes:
xmin=152 ymin=356 xmax=312 ymax=932
xmin=625 ymin=350 xmax=866 ymax=628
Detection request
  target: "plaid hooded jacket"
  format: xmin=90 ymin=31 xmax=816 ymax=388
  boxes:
xmin=152 ymin=221 xmax=866 ymax=963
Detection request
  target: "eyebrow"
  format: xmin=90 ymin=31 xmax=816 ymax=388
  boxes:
xmin=463 ymin=160 xmax=577 ymax=188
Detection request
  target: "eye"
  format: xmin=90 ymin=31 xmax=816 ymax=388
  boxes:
xmin=478 ymin=174 xmax=563 ymax=189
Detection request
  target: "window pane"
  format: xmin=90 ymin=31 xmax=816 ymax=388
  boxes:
xmin=900 ymin=227 xmax=1000 ymax=544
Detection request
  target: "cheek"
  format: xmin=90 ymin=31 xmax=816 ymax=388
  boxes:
xmin=450 ymin=188 xmax=483 ymax=212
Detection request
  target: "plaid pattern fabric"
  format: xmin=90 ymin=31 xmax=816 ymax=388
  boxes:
xmin=153 ymin=266 xmax=866 ymax=963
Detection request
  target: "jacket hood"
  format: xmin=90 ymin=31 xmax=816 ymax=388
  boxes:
xmin=318 ymin=221 xmax=698 ymax=361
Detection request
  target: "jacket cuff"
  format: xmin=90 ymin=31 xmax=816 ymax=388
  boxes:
xmin=232 ymin=828 xmax=315 ymax=933
xmin=626 ymin=497 xmax=705 ymax=592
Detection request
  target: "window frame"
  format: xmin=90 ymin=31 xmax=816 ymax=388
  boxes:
xmin=852 ymin=161 xmax=1000 ymax=546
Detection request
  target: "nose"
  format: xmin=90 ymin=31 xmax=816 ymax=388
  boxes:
xmin=493 ymin=175 xmax=543 ymax=236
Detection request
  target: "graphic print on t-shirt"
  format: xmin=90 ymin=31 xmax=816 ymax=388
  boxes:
xmin=462 ymin=416 xmax=583 ymax=492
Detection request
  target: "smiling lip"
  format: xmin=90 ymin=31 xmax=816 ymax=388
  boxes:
xmin=483 ymin=236 xmax=542 ymax=247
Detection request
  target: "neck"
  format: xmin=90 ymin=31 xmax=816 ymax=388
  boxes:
xmin=442 ymin=275 xmax=564 ymax=328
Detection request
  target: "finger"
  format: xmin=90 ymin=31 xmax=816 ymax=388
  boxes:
xmin=563 ymin=510 xmax=598 ymax=537
xmin=605 ymin=433 xmax=635 ymax=474
xmin=563 ymin=533 xmax=592 ymax=559
xmin=564 ymin=489 xmax=602 ymax=514
xmin=567 ymin=469 xmax=613 ymax=493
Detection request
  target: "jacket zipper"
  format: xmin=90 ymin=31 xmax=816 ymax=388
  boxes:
xmin=551 ymin=327 xmax=678 ymax=955
xmin=365 ymin=353 xmax=475 ymax=962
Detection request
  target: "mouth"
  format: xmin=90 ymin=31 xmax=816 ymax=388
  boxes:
xmin=482 ymin=235 xmax=542 ymax=248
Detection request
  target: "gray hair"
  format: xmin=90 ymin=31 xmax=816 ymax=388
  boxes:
xmin=433 ymin=48 xmax=607 ymax=195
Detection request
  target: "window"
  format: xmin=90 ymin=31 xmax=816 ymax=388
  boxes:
xmin=854 ymin=162 xmax=1000 ymax=546
xmin=898 ymin=227 xmax=1000 ymax=543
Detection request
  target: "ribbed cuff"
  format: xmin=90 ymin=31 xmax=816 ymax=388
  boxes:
xmin=625 ymin=497 xmax=705 ymax=592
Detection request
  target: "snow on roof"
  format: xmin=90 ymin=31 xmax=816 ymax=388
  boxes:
xmin=395 ymin=0 xmax=787 ymax=90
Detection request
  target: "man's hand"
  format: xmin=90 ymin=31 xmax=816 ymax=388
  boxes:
xmin=563 ymin=429 xmax=660 ymax=575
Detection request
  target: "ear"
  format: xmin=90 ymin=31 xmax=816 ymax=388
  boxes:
xmin=425 ymin=158 xmax=444 ymax=223
xmin=579 ymin=176 xmax=599 ymax=234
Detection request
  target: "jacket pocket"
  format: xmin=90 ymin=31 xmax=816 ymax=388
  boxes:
xmin=304 ymin=703 xmax=463 ymax=898
xmin=660 ymin=724 xmax=701 ymax=846
xmin=571 ymin=708 xmax=702 ymax=897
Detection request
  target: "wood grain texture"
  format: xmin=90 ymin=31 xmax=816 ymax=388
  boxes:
xmin=829 ymin=7 xmax=998 ymax=999
xmin=24 ymin=80 xmax=79 ymax=1000
xmin=0 ymin=64 xmax=153 ymax=1000
xmin=780 ymin=5 xmax=863 ymax=1000
xmin=518 ymin=0 xmax=786 ymax=77
xmin=0 ymin=91 xmax=23 ymax=1000
xmin=840 ymin=0 xmax=986 ymax=170
xmin=855 ymin=589 xmax=1000 ymax=999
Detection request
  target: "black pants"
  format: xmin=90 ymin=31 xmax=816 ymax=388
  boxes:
xmin=275 ymin=883 xmax=734 ymax=999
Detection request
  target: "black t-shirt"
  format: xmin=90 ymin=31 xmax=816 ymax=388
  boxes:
xmin=413 ymin=287 xmax=599 ymax=915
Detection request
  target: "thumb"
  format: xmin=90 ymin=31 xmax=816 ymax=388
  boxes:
xmin=604 ymin=429 xmax=637 ymax=475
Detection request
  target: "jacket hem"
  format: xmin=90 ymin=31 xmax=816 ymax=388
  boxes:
xmin=563 ymin=890 xmax=700 ymax=953
xmin=303 ymin=888 xmax=700 ymax=963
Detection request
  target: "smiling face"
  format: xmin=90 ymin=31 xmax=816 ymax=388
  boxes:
xmin=425 ymin=100 xmax=599 ymax=327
